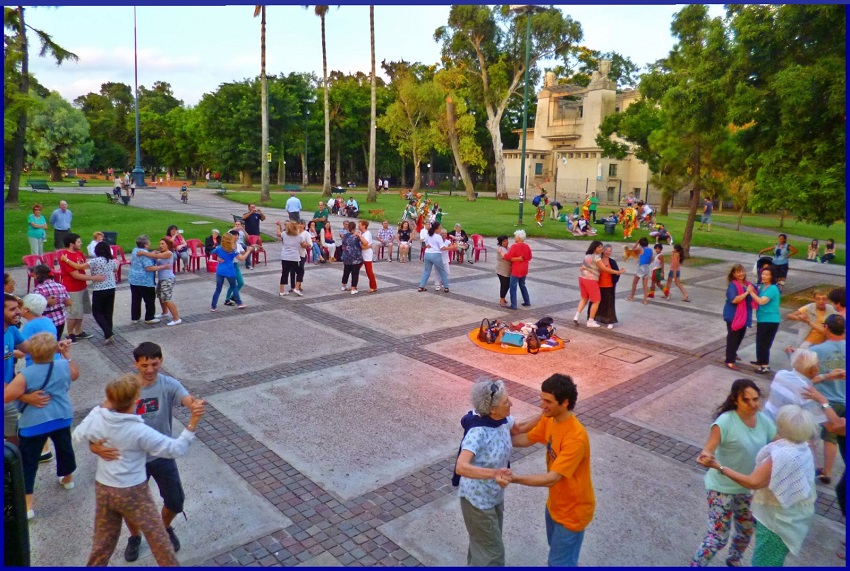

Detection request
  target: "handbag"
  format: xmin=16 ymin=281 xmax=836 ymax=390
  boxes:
xmin=18 ymin=361 xmax=53 ymax=414
xmin=478 ymin=318 xmax=491 ymax=342
xmin=526 ymin=331 xmax=541 ymax=354
xmin=501 ymin=331 xmax=525 ymax=347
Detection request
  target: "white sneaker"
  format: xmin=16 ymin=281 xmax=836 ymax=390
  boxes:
xmin=294 ymin=289 xmax=304 ymax=297
xmin=58 ymin=476 xmax=74 ymax=490
xmin=166 ymin=319 xmax=182 ymax=326
xmin=27 ymin=510 xmax=34 ymax=520
xmin=606 ymin=324 xmax=613 ymax=329
xmin=587 ymin=319 xmax=601 ymax=328
xmin=341 ymin=285 xmax=348 ymax=291
xmin=573 ymin=313 xmax=580 ymax=324
xmin=144 ymin=319 xmax=160 ymax=324
xmin=282 ymin=291 xmax=291 ymax=296
xmin=351 ymin=289 xmax=358 ymax=295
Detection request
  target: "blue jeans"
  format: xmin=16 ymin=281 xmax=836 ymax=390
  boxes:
xmin=225 ymin=264 xmax=244 ymax=302
xmin=212 ymin=274 xmax=240 ymax=308
xmin=420 ymin=252 xmax=449 ymax=289
xmin=311 ymin=242 xmax=323 ymax=261
xmin=509 ymin=275 xmax=530 ymax=308
xmin=545 ymin=507 xmax=584 ymax=567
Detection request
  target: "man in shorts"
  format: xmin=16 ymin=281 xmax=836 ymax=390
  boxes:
xmin=58 ymin=233 xmax=105 ymax=343
xmin=809 ymin=315 xmax=846 ymax=487
xmin=88 ymin=342 xmax=206 ymax=561
xmin=698 ymin=197 xmax=712 ymax=232
xmin=785 ymin=289 xmax=837 ymax=351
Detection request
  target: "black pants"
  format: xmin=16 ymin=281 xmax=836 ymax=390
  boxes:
xmin=91 ymin=288 xmax=116 ymax=338
xmin=56 ymin=323 xmax=65 ymax=340
xmin=498 ymin=274 xmax=510 ymax=299
xmin=54 ymin=229 xmax=70 ymax=250
xmin=297 ymin=256 xmax=306 ymax=281
xmin=130 ymin=285 xmax=156 ymax=321
xmin=590 ymin=210 xmax=597 ymax=223
xmin=755 ymin=322 xmax=780 ymax=365
xmin=280 ymin=260 xmax=299 ymax=289
xmin=342 ymin=263 xmax=362 ymax=288
xmin=19 ymin=427 xmax=76 ymax=494
xmin=725 ymin=321 xmax=747 ymax=364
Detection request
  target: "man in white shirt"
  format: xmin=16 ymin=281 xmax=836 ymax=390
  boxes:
xmin=345 ymin=197 xmax=359 ymax=218
xmin=285 ymin=191 xmax=302 ymax=221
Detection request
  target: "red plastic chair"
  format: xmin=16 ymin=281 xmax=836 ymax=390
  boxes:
xmin=22 ymin=254 xmax=42 ymax=293
xmin=246 ymin=235 xmax=267 ymax=266
xmin=110 ymin=245 xmax=131 ymax=283
xmin=471 ymin=234 xmax=488 ymax=262
xmin=39 ymin=251 xmax=63 ymax=285
xmin=186 ymin=239 xmax=206 ymax=272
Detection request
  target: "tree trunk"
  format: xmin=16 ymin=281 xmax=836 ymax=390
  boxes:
xmin=679 ymin=149 xmax=702 ymax=259
xmin=400 ymin=155 xmax=406 ymax=188
xmin=321 ymin=14 xmax=332 ymax=198
xmin=241 ymin=169 xmax=253 ymax=188
xmin=366 ymin=5 xmax=378 ymax=203
xmin=445 ymin=97 xmax=476 ymax=201
xmin=779 ymin=209 xmax=786 ymax=228
xmin=259 ymin=6 xmax=270 ymax=203
xmin=412 ymin=149 xmax=421 ymax=192
xmin=736 ymin=199 xmax=746 ymax=231
xmin=277 ymin=154 xmax=284 ymax=185
xmin=659 ymin=190 xmax=669 ymax=216
xmin=486 ymin=111 xmax=508 ymax=198
xmin=6 ymin=6 xmax=28 ymax=206
xmin=335 ymin=146 xmax=342 ymax=186
xmin=49 ymin=161 xmax=63 ymax=182
xmin=301 ymin=153 xmax=308 ymax=186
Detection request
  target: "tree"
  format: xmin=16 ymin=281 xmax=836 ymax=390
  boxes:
xmin=366 ymin=5 xmax=377 ymax=202
xmin=74 ymin=82 xmax=135 ymax=172
xmin=254 ymin=5 xmax=270 ymax=203
xmin=312 ymin=5 xmax=332 ymax=197
xmin=726 ymin=4 xmax=845 ymax=226
xmin=378 ymin=66 xmax=442 ymax=192
xmin=635 ymin=5 xmax=732 ymax=256
xmin=555 ymin=48 xmax=640 ymax=89
xmin=4 ymin=6 xmax=78 ymax=205
xmin=137 ymin=81 xmax=182 ymax=173
xmin=435 ymin=5 xmax=582 ymax=197
xmin=25 ymin=91 xmax=94 ymax=180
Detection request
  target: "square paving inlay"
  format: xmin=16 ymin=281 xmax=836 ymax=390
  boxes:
xmin=207 ymin=352 xmax=540 ymax=501
xmin=599 ymin=346 xmax=653 ymax=364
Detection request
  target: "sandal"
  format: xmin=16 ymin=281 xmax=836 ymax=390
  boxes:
xmin=417 ymin=287 xmax=427 ymax=292
xmin=818 ymin=475 xmax=832 ymax=485
xmin=725 ymin=363 xmax=740 ymax=371
xmin=682 ymin=298 xmax=691 ymax=303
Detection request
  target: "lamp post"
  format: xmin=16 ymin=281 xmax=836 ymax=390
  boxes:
xmin=303 ymin=97 xmax=315 ymax=187
xmin=510 ymin=5 xmax=544 ymax=225
xmin=132 ymin=7 xmax=145 ymax=187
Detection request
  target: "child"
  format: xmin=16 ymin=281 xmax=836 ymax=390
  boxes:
xmin=622 ymin=207 xmax=635 ymax=240
xmin=435 ymin=208 xmax=444 ymax=225
xmin=535 ymin=203 xmax=545 ymax=227
xmin=807 ymin=239 xmax=820 ymax=262
xmin=627 ymin=237 xmax=653 ymax=304
xmin=664 ymin=244 xmax=690 ymax=302
xmin=647 ymin=244 xmax=665 ymax=299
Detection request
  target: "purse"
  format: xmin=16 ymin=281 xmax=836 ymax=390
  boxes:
xmin=500 ymin=331 xmax=525 ymax=347
xmin=19 ymin=361 xmax=53 ymax=414
xmin=478 ymin=318 xmax=491 ymax=342
xmin=526 ymin=331 xmax=541 ymax=354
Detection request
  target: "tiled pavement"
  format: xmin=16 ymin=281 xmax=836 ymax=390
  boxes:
xmin=12 ymin=188 xmax=846 ymax=566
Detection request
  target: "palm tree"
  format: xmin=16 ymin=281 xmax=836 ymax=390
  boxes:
xmin=4 ymin=6 xmax=78 ymax=205
xmin=314 ymin=5 xmax=332 ymax=198
xmin=254 ymin=5 xmax=270 ymax=203
xmin=366 ymin=5 xmax=377 ymax=203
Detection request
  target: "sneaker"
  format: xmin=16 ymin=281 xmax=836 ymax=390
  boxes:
xmin=166 ymin=319 xmax=182 ymax=326
xmin=104 ymin=335 xmax=115 ymax=344
xmin=223 ymin=300 xmax=236 ymax=306
xmin=144 ymin=319 xmax=160 ymax=324
xmin=587 ymin=319 xmax=601 ymax=328
xmin=153 ymin=312 xmax=169 ymax=319
xmin=131 ymin=320 xmax=140 ymax=324
xmin=606 ymin=324 xmax=614 ymax=329
xmin=351 ymin=289 xmax=358 ymax=295
xmin=282 ymin=290 xmax=291 ymax=296
xmin=237 ymin=304 xmax=247 ymax=309
xmin=39 ymin=451 xmax=53 ymax=463
xmin=27 ymin=509 xmax=35 ymax=520
xmin=573 ymin=313 xmax=580 ymax=324
xmin=67 ymin=334 xmax=78 ymax=344
xmin=166 ymin=527 xmax=181 ymax=552
xmin=521 ymin=303 xmax=530 ymax=307
xmin=124 ymin=535 xmax=142 ymax=562
xmin=58 ymin=476 xmax=74 ymax=490
xmin=341 ymin=286 xmax=348 ymax=291
xmin=210 ymin=308 xmax=217 ymax=312
xmin=77 ymin=331 xmax=94 ymax=339
xmin=294 ymin=289 xmax=304 ymax=297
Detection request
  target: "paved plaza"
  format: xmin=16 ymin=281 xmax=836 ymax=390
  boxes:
xmin=7 ymin=187 xmax=846 ymax=566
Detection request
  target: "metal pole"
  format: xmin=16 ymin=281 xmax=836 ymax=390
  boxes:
xmin=304 ymin=106 xmax=309 ymax=185
xmin=132 ymin=7 xmax=145 ymax=187
xmin=517 ymin=9 xmax=533 ymax=225
xmin=617 ymin=179 xmax=622 ymax=205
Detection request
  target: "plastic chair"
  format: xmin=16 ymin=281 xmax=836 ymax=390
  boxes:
xmin=22 ymin=254 xmax=42 ymax=293
xmin=246 ymin=235 xmax=266 ymax=266
xmin=110 ymin=245 xmax=131 ymax=283
xmin=185 ymin=239 xmax=206 ymax=272
xmin=471 ymin=234 xmax=488 ymax=263
xmin=39 ymin=251 xmax=62 ymax=285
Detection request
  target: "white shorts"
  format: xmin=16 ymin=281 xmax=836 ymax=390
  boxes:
xmin=635 ymin=264 xmax=651 ymax=278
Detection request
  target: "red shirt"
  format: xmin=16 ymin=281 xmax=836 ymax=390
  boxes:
xmin=504 ymin=242 xmax=533 ymax=277
xmin=58 ymin=249 xmax=88 ymax=292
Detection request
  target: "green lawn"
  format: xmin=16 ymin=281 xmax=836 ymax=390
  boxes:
xmin=222 ymin=189 xmax=845 ymax=265
xmin=4 ymin=192 xmax=271 ymax=268
xmin=666 ymin=211 xmax=845 ymax=243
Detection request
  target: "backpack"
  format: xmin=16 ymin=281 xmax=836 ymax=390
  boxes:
xmin=535 ymin=317 xmax=555 ymax=340
xmin=532 ymin=195 xmax=542 ymax=207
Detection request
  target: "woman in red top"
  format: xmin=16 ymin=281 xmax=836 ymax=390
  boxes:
xmin=504 ymin=230 xmax=532 ymax=310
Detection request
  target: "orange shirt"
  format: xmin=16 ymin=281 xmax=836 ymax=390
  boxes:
xmin=527 ymin=413 xmax=595 ymax=532
xmin=598 ymin=259 xmax=613 ymax=288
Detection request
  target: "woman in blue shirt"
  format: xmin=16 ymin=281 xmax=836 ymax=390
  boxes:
xmin=750 ymin=265 xmax=782 ymax=374
xmin=4 ymin=332 xmax=79 ymax=519
xmin=210 ymin=233 xmax=252 ymax=311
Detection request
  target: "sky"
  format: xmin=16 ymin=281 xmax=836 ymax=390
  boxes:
xmin=23 ymin=4 xmax=727 ymax=107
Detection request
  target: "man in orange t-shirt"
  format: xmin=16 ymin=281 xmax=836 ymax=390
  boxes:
xmin=508 ymin=373 xmax=595 ymax=566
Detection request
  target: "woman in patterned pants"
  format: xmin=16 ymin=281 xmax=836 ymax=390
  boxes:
xmin=73 ymin=374 xmax=205 ymax=566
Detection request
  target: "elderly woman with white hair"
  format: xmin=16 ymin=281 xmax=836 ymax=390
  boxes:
xmin=503 ymin=229 xmax=533 ymax=310
xmin=701 ymin=405 xmax=820 ymax=566
xmin=763 ymin=349 xmax=836 ymax=424
xmin=20 ymin=294 xmax=58 ymax=362
xmin=453 ymin=379 xmax=539 ymax=566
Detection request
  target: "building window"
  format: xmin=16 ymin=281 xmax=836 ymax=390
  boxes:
xmin=578 ymin=106 xmax=583 ymax=118
xmin=607 ymin=187 xmax=615 ymax=201
xmin=568 ymin=153 xmax=574 ymax=159
xmin=583 ymin=153 xmax=589 ymax=159
xmin=535 ymin=163 xmax=543 ymax=175
xmin=615 ymin=107 xmax=620 ymax=113
xmin=608 ymin=164 xmax=618 ymax=177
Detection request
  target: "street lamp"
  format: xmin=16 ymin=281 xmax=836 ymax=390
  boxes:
xmin=510 ymin=4 xmax=545 ymax=225
xmin=303 ymin=97 xmax=315 ymax=186
xmin=132 ymin=7 xmax=145 ymax=187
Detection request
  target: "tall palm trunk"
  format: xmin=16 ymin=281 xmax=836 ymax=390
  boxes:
xmin=6 ymin=6 xmax=28 ymax=205
xmin=256 ymin=6 xmax=270 ymax=202
xmin=317 ymin=8 xmax=332 ymax=198
xmin=366 ymin=5 xmax=378 ymax=202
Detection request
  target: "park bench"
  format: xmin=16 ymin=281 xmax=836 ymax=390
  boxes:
xmin=104 ymin=192 xmax=119 ymax=204
xmin=206 ymin=181 xmax=223 ymax=189
xmin=27 ymin=179 xmax=53 ymax=192
xmin=282 ymin=184 xmax=301 ymax=192
xmin=214 ymin=186 xmax=227 ymax=195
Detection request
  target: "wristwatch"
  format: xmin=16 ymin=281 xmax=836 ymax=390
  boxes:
xmin=821 ymin=402 xmax=832 ymax=409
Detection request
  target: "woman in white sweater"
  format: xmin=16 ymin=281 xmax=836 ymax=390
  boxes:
xmin=73 ymin=374 xmax=206 ymax=566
